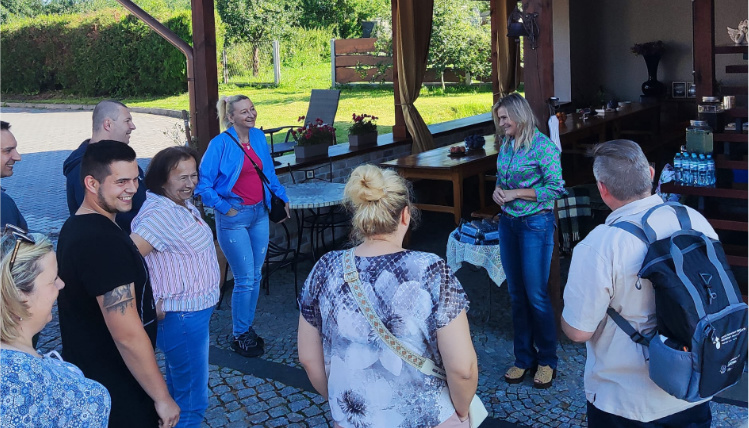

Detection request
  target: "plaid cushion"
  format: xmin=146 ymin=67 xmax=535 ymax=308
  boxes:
xmin=555 ymin=187 xmax=593 ymax=253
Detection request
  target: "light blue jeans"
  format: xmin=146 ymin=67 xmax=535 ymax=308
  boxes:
xmin=156 ymin=306 xmax=214 ymax=428
xmin=216 ymin=202 xmax=269 ymax=338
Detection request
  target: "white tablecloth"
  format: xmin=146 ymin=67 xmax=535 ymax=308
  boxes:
xmin=285 ymin=181 xmax=346 ymax=209
xmin=446 ymin=231 xmax=505 ymax=287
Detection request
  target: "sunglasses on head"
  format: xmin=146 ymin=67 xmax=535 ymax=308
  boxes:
xmin=3 ymin=224 xmax=36 ymax=270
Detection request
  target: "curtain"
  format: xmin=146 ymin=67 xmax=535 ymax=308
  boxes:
xmin=495 ymin=0 xmax=520 ymax=99
xmin=394 ymin=0 xmax=435 ymax=154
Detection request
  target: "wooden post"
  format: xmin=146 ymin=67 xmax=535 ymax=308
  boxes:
xmin=490 ymin=0 xmax=500 ymax=105
xmin=391 ymin=0 xmax=408 ymax=141
xmin=693 ymin=0 xmax=715 ymax=100
xmin=522 ymin=0 xmax=554 ymax=135
xmin=191 ymin=0 xmax=220 ymax=155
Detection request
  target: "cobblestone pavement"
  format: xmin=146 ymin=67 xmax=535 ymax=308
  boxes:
xmin=4 ymin=107 xmax=747 ymax=427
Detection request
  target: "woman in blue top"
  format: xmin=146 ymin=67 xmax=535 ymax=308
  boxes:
xmin=492 ymin=93 xmax=565 ymax=389
xmin=196 ymin=95 xmax=289 ymax=358
xmin=1 ymin=226 xmax=111 ymax=427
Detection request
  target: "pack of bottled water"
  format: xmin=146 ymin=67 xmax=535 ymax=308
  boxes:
xmin=673 ymin=148 xmax=715 ymax=187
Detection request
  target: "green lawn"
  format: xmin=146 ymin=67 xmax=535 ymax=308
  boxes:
xmin=3 ymin=62 xmax=494 ymax=143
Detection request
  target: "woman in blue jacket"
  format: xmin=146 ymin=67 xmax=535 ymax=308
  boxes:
xmin=196 ymin=95 xmax=289 ymax=358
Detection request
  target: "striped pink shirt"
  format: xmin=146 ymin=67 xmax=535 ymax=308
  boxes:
xmin=132 ymin=192 xmax=220 ymax=312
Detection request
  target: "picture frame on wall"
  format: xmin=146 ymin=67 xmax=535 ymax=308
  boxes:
xmin=687 ymin=83 xmax=697 ymax=98
xmin=672 ymin=82 xmax=687 ymax=98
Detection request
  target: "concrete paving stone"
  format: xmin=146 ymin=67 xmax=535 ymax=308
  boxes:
xmin=244 ymin=401 xmax=270 ymax=414
xmin=224 ymin=401 xmax=241 ymax=412
xmin=266 ymin=417 xmax=289 ymax=427
xmin=254 ymin=382 xmax=275 ymax=394
xmin=258 ymin=390 xmax=278 ymax=400
xmin=288 ymin=399 xmax=309 ymax=413
xmin=247 ymin=411 xmax=269 ymax=424
xmin=301 ymin=405 xmax=323 ymax=417
xmin=226 ymin=409 xmax=245 ymax=422
xmin=239 ymin=396 xmax=259 ymax=407
xmin=236 ymin=387 xmax=256 ymax=399
xmin=286 ymin=412 xmax=305 ymax=423
xmin=266 ymin=396 xmax=287 ymax=408
xmin=219 ymin=392 xmax=234 ymax=403
xmin=212 ymin=384 xmax=230 ymax=395
xmin=267 ymin=405 xmax=288 ymax=418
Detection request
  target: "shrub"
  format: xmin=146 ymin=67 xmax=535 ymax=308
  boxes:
xmin=1 ymin=8 xmax=225 ymax=97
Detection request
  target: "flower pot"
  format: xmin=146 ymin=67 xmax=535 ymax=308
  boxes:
xmin=348 ymin=132 xmax=378 ymax=148
xmin=294 ymin=143 xmax=330 ymax=160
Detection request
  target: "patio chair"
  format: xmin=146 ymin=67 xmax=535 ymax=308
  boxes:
xmin=262 ymin=89 xmax=341 ymax=161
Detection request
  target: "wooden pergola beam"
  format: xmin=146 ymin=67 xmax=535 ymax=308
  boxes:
xmin=191 ymin=0 xmax=220 ymax=154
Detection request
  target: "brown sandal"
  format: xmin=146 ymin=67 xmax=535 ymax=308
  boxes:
xmin=504 ymin=366 xmax=530 ymax=384
xmin=533 ymin=365 xmax=557 ymax=389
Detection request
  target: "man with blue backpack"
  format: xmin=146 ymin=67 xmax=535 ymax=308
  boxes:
xmin=561 ymin=140 xmax=747 ymax=427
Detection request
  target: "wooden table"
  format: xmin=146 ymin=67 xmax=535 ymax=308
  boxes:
xmin=381 ymin=136 xmax=498 ymax=224
xmin=559 ymin=102 xmax=661 ymax=146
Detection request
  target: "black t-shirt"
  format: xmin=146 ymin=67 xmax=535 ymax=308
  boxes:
xmin=57 ymin=213 xmax=158 ymax=427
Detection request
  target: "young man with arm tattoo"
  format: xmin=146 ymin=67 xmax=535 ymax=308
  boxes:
xmin=56 ymin=140 xmax=180 ymax=428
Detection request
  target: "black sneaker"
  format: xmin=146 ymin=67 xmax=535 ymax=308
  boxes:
xmin=231 ymin=333 xmax=264 ymax=357
xmin=244 ymin=327 xmax=265 ymax=347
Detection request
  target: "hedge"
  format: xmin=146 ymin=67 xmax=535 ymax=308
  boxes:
xmin=1 ymin=9 xmax=225 ymax=97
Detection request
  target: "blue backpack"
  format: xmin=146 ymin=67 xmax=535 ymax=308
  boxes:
xmin=610 ymin=202 xmax=748 ymax=402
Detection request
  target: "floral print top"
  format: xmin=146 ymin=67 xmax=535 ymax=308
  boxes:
xmin=1 ymin=349 xmax=111 ymax=427
xmin=496 ymin=128 xmax=565 ymax=217
xmin=299 ymin=250 xmax=470 ymax=428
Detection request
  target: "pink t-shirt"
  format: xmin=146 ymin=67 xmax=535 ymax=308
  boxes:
xmin=232 ymin=144 xmax=264 ymax=205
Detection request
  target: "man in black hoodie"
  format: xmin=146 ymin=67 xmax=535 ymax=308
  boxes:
xmin=63 ymin=99 xmax=145 ymax=233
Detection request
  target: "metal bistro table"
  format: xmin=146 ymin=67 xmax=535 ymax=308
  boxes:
xmin=380 ymin=135 xmax=499 ymax=225
xmin=285 ymin=181 xmax=347 ymax=261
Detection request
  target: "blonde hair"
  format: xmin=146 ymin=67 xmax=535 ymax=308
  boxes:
xmin=344 ymin=164 xmax=419 ymax=241
xmin=492 ymin=92 xmax=539 ymax=152
xmin=0 ymin=233 xmax=53 ymax=343
xmin=216 ymin=95 xmax=251 ymax=130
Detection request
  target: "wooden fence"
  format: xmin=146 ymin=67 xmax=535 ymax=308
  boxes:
xmin=331 ymin=38 xmax=485 ymax=86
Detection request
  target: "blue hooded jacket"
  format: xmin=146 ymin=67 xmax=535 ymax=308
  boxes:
xmin=195 ymin=127 xmax=288 ymax=214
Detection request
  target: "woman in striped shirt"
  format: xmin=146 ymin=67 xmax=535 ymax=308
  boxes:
xmin=131 ymin=146 xmax=221 ymax=428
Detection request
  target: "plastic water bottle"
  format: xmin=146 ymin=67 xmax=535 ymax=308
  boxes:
xmin=698 ymin=154 xmax=707 ymax=187
xmin=674 ymin=153 xmax=683 ymax=185
xmin=706 ymin=154 xmax=716 ymax=187
xmin=690 ymin=153 xmax=699 ymax=186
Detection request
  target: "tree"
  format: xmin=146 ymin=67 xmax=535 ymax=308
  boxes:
xmin=429 ymin=0 xmax=491 ymax=88
xmin=216 ymin=0 xmax=297 ymax=76
xmin=297 ymin=0 xmax=388 ymax=38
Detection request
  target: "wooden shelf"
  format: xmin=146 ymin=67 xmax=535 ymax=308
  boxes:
xmin=726 ymin=64 xmax=748 ymax=73
xmin=723 ymin=244 xmax=749 ymax=267
xmin=714 ymin=44 xmax=749 ymax=54
xmin=721 ymin=86 xmax=749 ymax=96
xmin=715 ymin=159 xmax=748 ymax=170
xmin=726 ymin=108 xmax=748 ymax=118
xmin=714 ymin=133 xmax=748 ymax=143
xmin=660 ymin=183 xmax=748 ymax=199
xmin=708 ymin=218 xmax=749 ymax=232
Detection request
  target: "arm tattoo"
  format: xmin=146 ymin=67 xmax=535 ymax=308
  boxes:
xmin=102 ymin=284 xmax=135 ymax=315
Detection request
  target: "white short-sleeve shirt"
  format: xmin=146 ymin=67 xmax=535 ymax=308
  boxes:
xmin=563 ymin=195 xmax=715 ymax=422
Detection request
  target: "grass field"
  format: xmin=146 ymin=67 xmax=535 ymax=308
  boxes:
xmin=4 ymin=62 xmax=494 ymax=143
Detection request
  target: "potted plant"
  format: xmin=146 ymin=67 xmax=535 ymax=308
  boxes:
xmin=348 ymin=113 xmax=379 ymax=148
xmin=291 ymin=116 xmax=336 ymax=160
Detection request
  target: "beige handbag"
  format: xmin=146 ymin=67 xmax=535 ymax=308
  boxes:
xmin=342 ymin=249 xmax=488 ymax=428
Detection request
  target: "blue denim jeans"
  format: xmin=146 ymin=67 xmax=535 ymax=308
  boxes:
xmin=216 ymin=202 xmax=269 ymax=338
xmin=498 ymin=210 xmax=558 ymax=369
xmin=156 ymin=306 xmax=214 ymax=428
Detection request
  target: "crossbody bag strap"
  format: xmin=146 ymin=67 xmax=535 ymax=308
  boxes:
xmin=224 ymin=131 xmax=277 ymax=211
xmin=224 ymin=131 xmax=272 ymax=187
xmin=342 ymin=249 xmax=447 ymax=380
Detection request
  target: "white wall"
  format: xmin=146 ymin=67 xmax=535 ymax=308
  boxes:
xmin=553 ymin=0 xmax=571 ymax=102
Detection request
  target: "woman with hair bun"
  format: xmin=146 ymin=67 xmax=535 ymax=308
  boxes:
xmin=297 ymin=164 xmax=479 ymax=427
xmin=0 ymin=226 xmax=111 ymax=427
xmin=492 ymin=93 xmax=565 ymax=389
xmin=196 ymin=95 xmax=289 ymax=358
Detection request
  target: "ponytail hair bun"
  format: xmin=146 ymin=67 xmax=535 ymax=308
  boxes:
xmin=344 ymin=164 xmax=419 ymax=241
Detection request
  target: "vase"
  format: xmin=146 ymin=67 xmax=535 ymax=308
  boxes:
xmin=641 ymin=54 xmax=666 ymax=97
xmin=294 ymin=143 xmax=330 ymax=160
xmin=348 ymin=132 xmax=378 ymax=148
